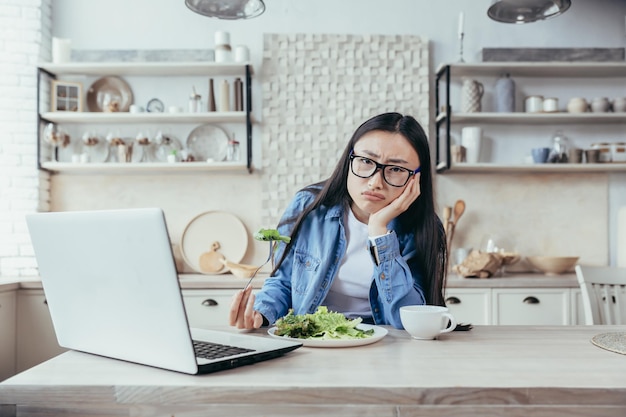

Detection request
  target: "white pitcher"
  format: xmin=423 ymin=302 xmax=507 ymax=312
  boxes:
xmin=462 ymin=78 xmax=484 ymax=113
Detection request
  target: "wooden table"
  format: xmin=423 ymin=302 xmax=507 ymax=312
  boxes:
xmin=1 ymin=325 xmax=625 ymax=417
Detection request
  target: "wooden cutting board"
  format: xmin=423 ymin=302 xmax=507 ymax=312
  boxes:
xmin=618 ymin=206 xmax=626 ymax=268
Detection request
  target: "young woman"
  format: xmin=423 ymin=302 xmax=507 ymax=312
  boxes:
xmin=229 ymin=112 xmax=447 ymax=329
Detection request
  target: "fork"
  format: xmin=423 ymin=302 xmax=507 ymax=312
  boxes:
xmin=242 ymin=241 xmax=274 ymax=289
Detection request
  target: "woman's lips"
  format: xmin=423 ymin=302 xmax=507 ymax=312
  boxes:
xmin=362 ymin=190 xmax=385 ymax=201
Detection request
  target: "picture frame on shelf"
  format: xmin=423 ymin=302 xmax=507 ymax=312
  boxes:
xmin=51 ymin=80 xmax=83 ymax=112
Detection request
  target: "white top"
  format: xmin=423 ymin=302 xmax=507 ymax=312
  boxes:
xmin=323 ymin=209 xmax=373 ymax=318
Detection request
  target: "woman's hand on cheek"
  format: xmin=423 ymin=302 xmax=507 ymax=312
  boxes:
xmin=368 ymin=174 xmax=421 ymax=234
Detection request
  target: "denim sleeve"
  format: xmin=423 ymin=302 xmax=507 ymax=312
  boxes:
xmin=253 ymin=189 xmax=316 ymax=325
xmin=369 ymin=231 xmax=425 ymax=328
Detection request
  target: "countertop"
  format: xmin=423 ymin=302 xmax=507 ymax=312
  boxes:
xmin=1 ymin=325 xmax=625 ymax=416
xmin=0 ymin=272 xmax=578 ymax=292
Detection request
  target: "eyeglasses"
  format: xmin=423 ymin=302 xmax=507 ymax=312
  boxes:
xmin=349 ymin=151 xmax=420 ymax=187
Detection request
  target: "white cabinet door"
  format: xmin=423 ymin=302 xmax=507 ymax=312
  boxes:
xmin=183 ymin=289 xmax=249 ymax=329
xmin=444 ymin=288 xmax=491 ymax=325
xmin=570 ymin=288 xmax=587 ymax=325
xmin=16 ymin=290 xmax=67 ymax=373
xmin=0 ymin=291 xmax=16 ymax=381
xmin=492 ymin=288 xmax=571 ymax=325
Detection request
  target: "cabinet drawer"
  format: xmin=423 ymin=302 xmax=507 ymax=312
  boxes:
xmin=444 ymin=289 xmax=491 ymax=325
xmin=182 ymin=289 xmax=257 ymax=329
xmin=492 ymin=289 xmax=570 ymax=325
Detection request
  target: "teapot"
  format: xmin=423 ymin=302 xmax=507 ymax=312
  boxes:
xmin=461 ymin=78 xmax=484 ymax=113
xmin=612 ymin=97 xmax=626 ymax=113
xmin=567 ymin=97 xmax=588 ymax=113
xmin=590 ymin=97 xmax=611 ymax=113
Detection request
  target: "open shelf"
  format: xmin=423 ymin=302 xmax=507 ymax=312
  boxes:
xmin=38 ymin=62 xmax=252 ymax=77
xmin=40 ymin=161 xmax=250 ymax=174
xmin=437 ymin=162 xmax=626 ymax=173
xmin=40 ymin=111 xmax=248 ymax=124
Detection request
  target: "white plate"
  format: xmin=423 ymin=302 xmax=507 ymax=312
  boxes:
xmin=267 ymin=324 xmax=387 ymax=348
xmin=180 ymin=211 xmax=248 ymax=274
xmin=186 ymin=124 xmax=229 ymax=162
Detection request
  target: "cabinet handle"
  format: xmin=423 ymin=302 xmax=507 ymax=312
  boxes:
xmin=201 ymin=299 xmax=218 ymax=307
xmin=523 ymin=296 xmax=540 ymax=304
xmin=445 ymin=296 xmax=461 ymax=305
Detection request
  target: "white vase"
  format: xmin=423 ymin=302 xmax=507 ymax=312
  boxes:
xmin=461 ymin=78 xmax=484 ymax=113
xmin=461 ymin=127 xmax=483 ymax=163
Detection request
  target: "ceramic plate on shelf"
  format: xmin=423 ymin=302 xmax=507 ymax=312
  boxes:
xmin=267 ymin=324 xmax=388 ymax=348
xmin=86 ymin=76 xmax=133 ymax=112
xmin=180 ymin=211 xmax=248 ymax=274
xmin=186 ymin=124 xmax=229 ymax=162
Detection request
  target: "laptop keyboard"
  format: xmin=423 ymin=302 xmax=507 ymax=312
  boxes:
xmin=193 ymin=340 xmax=255 ymax=360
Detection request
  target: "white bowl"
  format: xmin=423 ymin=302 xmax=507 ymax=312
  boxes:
xmin=526 ymin=256 xmax=579 ymax=275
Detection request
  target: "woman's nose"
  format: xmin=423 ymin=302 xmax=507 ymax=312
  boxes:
xmin=368 ymin=168 xmax=384 ymax=188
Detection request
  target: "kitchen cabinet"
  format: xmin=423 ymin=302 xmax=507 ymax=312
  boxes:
xmin=570 ymin=288 xmax=586 ymax=325
xmin=0 ymin=290 xmax=16 ymax=381
xmin=492 ymin=288 xmax=570 ymax=325
xmin=435 ymin=62 xmax=626 ymax=173
xmin=15 ymin=290 xmax=66 ymax=373
xmin=444 ymin=288 xmax=491 ymax=325
xmin=36 ymin=62 xmax=254 ymax=173
xmin=445 ymin=282 xmax=580 ymax=325
xmin=182 ymin=289 xmax=257 ymax=329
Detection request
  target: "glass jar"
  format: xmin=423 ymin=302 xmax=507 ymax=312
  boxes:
xmin=227 ymin=139 xmax=240 ymax=162
xmin=591 ymin=142 xmax=612 ymax=163
xmin=548 ymin=130 xmax=569 ymax=163
xmin=188 ymin=88 xmax=202 ymax=113
xmin=611 ymin=142 xmax=626 ymax=163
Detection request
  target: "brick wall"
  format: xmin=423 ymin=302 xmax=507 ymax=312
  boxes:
xmin=260 ymin=34 xmax=429 ymax=226
xmin=0 ymin=0 xmax=51 ymax=277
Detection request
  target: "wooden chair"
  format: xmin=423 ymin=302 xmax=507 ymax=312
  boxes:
xmin=575 ymin=265 xmax=626 ymax=325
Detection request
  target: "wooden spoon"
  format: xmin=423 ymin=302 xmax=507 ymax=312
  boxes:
xmin=453 ymin=200 xmax=466 ymax=226
xmin=198 ymin=241 xmax=225 ymax=274
xmin=447 ymin=200 xmax=466 ymax=256
xmin=443 ymin=206 xmax=452 ymax=235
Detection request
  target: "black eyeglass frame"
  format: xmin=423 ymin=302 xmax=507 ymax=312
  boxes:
xmin=348 ymin=150 xmax=421 ymax=187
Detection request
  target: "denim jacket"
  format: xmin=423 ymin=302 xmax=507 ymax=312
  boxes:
xmin=254 ymin=187 xmax=426 ymax=329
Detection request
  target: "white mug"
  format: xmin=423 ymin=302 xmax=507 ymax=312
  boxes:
xmin=400 ymin=305 xmax=457 ymax=340
xmin=461 ymin=126 xmax=482 ymax=163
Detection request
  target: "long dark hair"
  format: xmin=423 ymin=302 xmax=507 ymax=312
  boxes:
xmin=272 ymin=112 xmax=447 ymax=306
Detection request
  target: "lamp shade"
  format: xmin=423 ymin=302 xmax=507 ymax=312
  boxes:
xmin=185 ymin=0 xmax=265 ymax=20
xmin=487 ymin=0 xmax=571 ymax=24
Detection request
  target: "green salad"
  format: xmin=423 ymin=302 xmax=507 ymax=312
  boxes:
xmin=274 ymin=306 xmax=374 ymax=340
xmin=254 ymin=228 xmax=291 ymax=243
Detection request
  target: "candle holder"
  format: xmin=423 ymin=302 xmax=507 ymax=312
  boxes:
xmin=458 ymin=32 xmax=465 ymax=63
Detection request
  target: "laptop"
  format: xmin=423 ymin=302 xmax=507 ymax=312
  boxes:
xmin=25 ymin=207 xmax=301 ymax=375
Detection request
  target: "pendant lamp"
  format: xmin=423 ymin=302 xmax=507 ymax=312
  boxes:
xmin=487 ymin=0 xmax=571 ymax=24
xmin=185 ymin=0 xmax=265 ymax=20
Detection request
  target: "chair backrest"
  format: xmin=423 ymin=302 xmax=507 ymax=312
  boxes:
xmin=575 ymin=265 xmax=626 ymax=325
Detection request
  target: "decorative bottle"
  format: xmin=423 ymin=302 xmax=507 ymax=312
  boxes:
xmin=495 ymin=73 xmax=515 ymax=113
xmin=208 ymin=78 xmax=216 ymax=111
xmin=218 ymin=80 xmax=230 ymax=112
